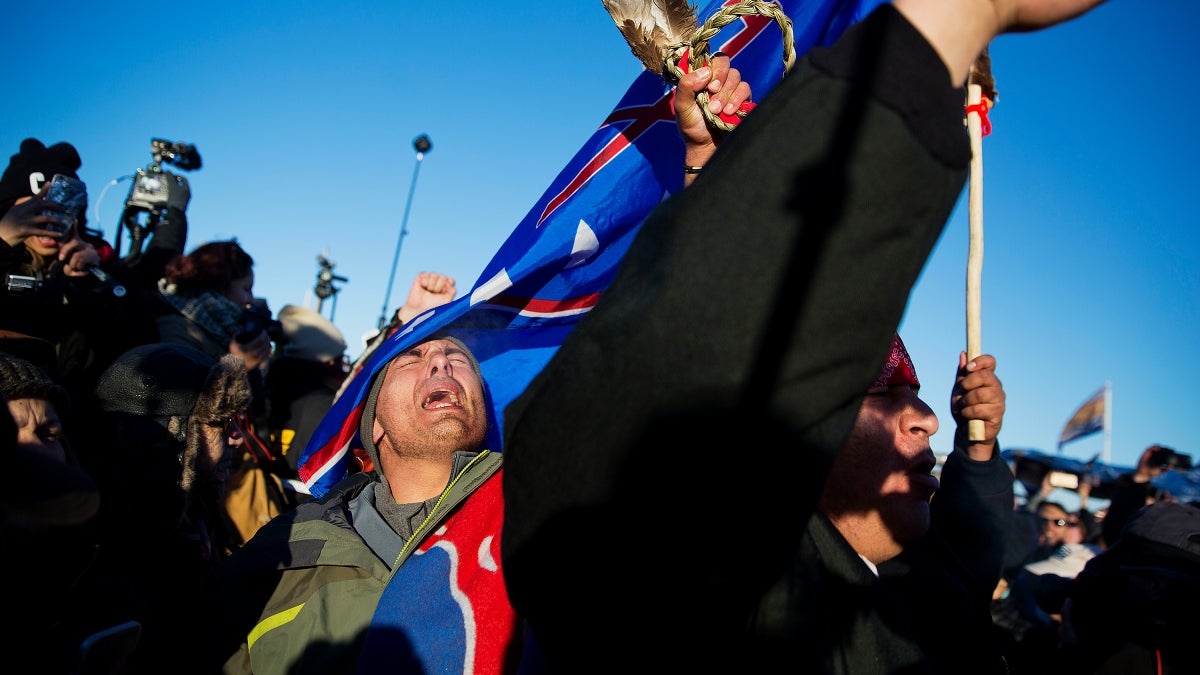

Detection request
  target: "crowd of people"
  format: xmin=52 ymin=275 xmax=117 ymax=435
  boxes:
xmin=0 ymin=129 xmax=458 ymax=672
xmin=3 ymin=0 xmax=1197 ymax=673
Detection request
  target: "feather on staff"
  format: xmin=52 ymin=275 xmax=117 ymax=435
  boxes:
xmin=602 ymin=0 xmax=699 ymax=80
xmin=601 ymin=0 xmax=795 ymax=131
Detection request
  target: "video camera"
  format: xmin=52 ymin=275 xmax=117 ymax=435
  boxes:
xmin=5 ymin=261 xmax=125 ymax=298
xmin=118 ymin=138 xmax=201 ymax=262
xmin=235 ymin=303 xmax=286 ymax=345
xmin=4 ymin=271 xmax=43 ymax=295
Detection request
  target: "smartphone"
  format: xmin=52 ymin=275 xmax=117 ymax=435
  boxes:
xmin=42 ymin=173 xmax=88 ymax=234
xmin=1047 ymin=470 xmax=1080 ymax=490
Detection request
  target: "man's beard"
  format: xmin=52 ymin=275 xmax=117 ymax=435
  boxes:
xmin=394 ymin=418 xmax=481 ymax=460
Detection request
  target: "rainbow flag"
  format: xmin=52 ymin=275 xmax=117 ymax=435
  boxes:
xmin=1058 ymin=385 xmax=1107 ymax=450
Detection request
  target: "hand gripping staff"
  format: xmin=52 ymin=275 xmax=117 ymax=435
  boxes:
xmin=601 ymin=0 xmax=797 ymax=131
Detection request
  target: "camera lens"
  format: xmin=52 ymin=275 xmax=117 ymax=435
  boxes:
xmin=138 ymin=174 xmax=164 ymax=191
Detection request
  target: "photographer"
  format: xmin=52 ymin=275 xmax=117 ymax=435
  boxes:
xmin=155 ymin=239 xmax=277 ymax=418
xmin=1101 ymin=444 xmax=1192 ymax=546
xmin=1 ymin=140 xmax=105 ymax=334
xmin=0 ymin=138 xmax=169 ymax=408
xmin=155 ymin=239 xmax=277 ymax=373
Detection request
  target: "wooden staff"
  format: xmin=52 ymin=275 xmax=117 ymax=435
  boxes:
xmin=966 ymin=48 xmax=995 ymax=441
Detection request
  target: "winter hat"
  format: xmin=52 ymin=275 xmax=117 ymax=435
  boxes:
xmin=0 ymin=350 xmax=71 ymax=416
xmin=0 ymin=331 xmax=58 ymax=379
xmin=95 ymin=343 xmax=251 ymax=491
xmin=95 ymin=342 xmax=252 ymax=426
xmin=358 ymin=333 xmax=484 ymax=477
xmin=278 ymin=305 xmax=347 ymax=364
xmin=94 ymin=343 xmax=216 ymax=421
xmin=1119 ymin=500 xmax=1200 ymax=557
xmin=0 ymin=138 xmax=83 ymax=209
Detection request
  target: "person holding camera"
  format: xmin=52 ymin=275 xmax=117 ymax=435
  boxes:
xmin=154 ymin=239 xmax=276 ymax=373
xmin=153 ymin=238 xmax=283 ymax=496
xmin=1101 ymin=444 xmax=1190 ymax=546
xmin=0 ymin=140 xmax=101 ymax=285
xmin=0 ymin=138 xmax=172 ymax=411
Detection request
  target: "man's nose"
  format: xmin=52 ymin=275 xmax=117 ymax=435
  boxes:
xmin=904 ymin=393 xmax=939 ymax=436
xmin=920 ymin=406 xmax=939 ymax=436
xmin=428 ymin=350 xmax=453 ymax=375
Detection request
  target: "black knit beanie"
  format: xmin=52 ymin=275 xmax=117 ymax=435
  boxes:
xmin=94 ymin=343 xmax=215 ymax=421
xmin=0 ymin=351 xmax=71 ymax=416
xmin=0 ymin=138 xmax=83 ymax=215
xmin=0 ymin=331 xmax=58 ymax=378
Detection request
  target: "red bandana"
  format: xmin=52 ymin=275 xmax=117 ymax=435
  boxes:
xmin=872 ymin=333 xmax=919 ymax=390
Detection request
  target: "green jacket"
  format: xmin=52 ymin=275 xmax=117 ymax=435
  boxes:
xmin=211 ymin=450 xmax=504 ymax=674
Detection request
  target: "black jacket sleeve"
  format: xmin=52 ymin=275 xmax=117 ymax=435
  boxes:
xmin=500 ymin=4 xmax=971 ymax=670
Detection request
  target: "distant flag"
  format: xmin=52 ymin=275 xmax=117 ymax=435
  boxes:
xmin=1058 ymin=384 xmax=1109 ymax=452
xmin=298 ymin=0 xmax=889 ymax=499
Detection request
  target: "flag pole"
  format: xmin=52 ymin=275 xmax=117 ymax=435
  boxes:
xmin=1103 ymin=380 xmax=1112 ymax=463
xmin=965 ymin=49 xmax=994 ymax=441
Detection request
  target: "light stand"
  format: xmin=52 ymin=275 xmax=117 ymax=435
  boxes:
xmin=377 ymin=134 xmax=432 ymax=331
xmin=314 ymin=254 xmax=348 ymax=321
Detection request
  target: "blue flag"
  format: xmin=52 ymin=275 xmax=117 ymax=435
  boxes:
xmin=299 ymin=0 xmax=888 ymax=499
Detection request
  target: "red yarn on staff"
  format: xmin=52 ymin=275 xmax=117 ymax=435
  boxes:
xmin=966 ymin=100 xmax=993 ymax=136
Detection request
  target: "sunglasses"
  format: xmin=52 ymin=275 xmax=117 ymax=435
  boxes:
xmin=203 ymin=415 xmax=240 ymax=435
xmin=1040 ymin=517 xmax=1079 ymax=528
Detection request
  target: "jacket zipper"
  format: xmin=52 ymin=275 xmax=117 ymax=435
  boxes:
xmin=391 ymin=450 xmax=495 ymax=568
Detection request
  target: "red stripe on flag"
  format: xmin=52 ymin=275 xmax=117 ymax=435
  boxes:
xmin=538 ymin=94 xmax=676 ymax=226
xmin=298 ymin=399 xmax=365 ymax=483
xmin=487 ymin=292 xmax=601 ymax=315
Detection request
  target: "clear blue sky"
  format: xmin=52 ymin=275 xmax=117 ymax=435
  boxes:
xmin=4 ymin=1 xmax=1196 ymax=474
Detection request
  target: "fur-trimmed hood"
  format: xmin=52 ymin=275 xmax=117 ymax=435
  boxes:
xmin=95 ymin=343 xmax=251 ymax=490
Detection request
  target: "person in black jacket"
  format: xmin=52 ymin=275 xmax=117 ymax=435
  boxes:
xmin=1101 ymin=444 xmax=1188 ymax=546
xmin=90 ymin=343 xmax=252 ymax=674
xmin=499 ymin=0 xmax=1107 ymax=672
xmin=0 ymin=137 xmax=189 ymax=412
xmin=798 ymin=342 xmax=1012 ymax=674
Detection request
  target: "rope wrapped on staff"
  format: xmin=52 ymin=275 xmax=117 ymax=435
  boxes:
xmin=603 ymin=0 xmax=795 ymax=131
